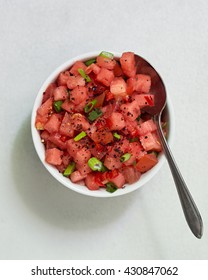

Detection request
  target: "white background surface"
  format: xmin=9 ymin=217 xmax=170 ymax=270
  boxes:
xmin=0 ymin=0 xmax=208 ymax=260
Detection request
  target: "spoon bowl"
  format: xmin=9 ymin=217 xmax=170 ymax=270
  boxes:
xmin=134 ymin=54 xmax=203 ymax=238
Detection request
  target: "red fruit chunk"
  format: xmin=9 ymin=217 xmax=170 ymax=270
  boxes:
xmin=53 ymin=86 xmax=68 ymax=101
xmin=110 ymin=172 xmax=125 ymax=188
xmin=96 ymin=56 xmax=116 ymax=70
xmin=96 ymin=68 xmax=114 ymax=87
xmin=57 ymin=71 xmax=70 ymax=86
xmin=59 ymin=112 xmax=74 ymax=137
xmin=61 ymin=99 xmax=75 ymax=113
xmin=44 ymin=114 xmax=61 ymax=134
xmin=137 ymin=119 xmax=157 ymax=136
xmin=42 ymin=83 xmax=56 ymax=103
xmin=85 ymin=173 xmax=101 ymax=190
xmin=45 ymin=148 xmax=63 ymax=165
xmin=70 ymin=61 xmax=87 ymax=76
xmin=120 ymin=52 xmax=136 ymax=78
xmin=70 ymin=113 xmax=90 ymax=131
xmin=136 ymin=153 xmax=158 ymax=173
xmin=67 ymin=75 xmax=85 ymax=89
xmin=133 ymin=74 xmax=151 ymax=93
xmin=122 ymin=166 xmax=141 ymax=184
xmin=120 ymin=100 xmax=141 ymax=121
xmin=70 ymin=86 xmax=88 ymax=105
xmin=37 ymin=97 xmax=53 ymax=116
xmin=133 ymin=94 xmax=155 ymax=108
xmin=107 ymin=112 xmax=126 ymax=131
xmin=110 ymin=77 xmax=127 ymax=98
xmin=70 ymin=170 xmax=87 ymax=183
xmin=140 ymin=132 xmax=162 ymax=152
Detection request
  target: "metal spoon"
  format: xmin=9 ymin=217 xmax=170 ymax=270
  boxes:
xmin=134 ymin=54 xmax=203 ymax=238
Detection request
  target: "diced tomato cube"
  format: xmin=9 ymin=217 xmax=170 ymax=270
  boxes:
xmin=67 ymin=75 xmax=85 ymax=89
xmin=133 ymin=74 xmax=151 ymax=93
xmin=136 ymin=153 xmax=158 ymax=173
xmin=53 ymin=86 xmax=68 ymax=101
xmin=37 ymin=97 xmax=53 ymax=116
xmin=120 ymin=52 xmax=136 ymax=78
xmin=110 ymin=172 xmax=125 ymax=188
xmin=70 ymin=86 xmax=88 ymax=105
xmin=137 ymin=119 xmax=157 ymax=136
xmin=140 ymin=132 xmax=162 ymax=152
xmin=96 ymin=68 xmax=114 ymax=87
xmin=44 ymin=114 xmax=61 ymax=134
xmin=61 ymin=99 xmax=75 ymax=113
xmin=42 ymin=83 xmax=56 ymax=103
xmin=85 ymin=173 xmax=100 ymax=190
xmin=133 ymin=93 xmax=155 ymax=108
xmin=106 ymin=112 xmax=126 ymax=131
xmin=96 ymin=56 xmax=116 ymax=70
xmin=120 ymin=100 xmax=141 ymax=121
xmin=45 ymin=148 xmax=63 ymax=165
xmin=122 ymin=166 xmax=141 ymax=184
xmin=70 ymin=170 xmax=87 ymax=183
xmin=59 ymin=112 xmax=74 ymax=137
xmin=70 ymin=113 xmax=90 ymax=131
xmin=70 ymin=61 xmax=87 ymax=76
xmin=57 ymin=71 xmax=70 ymax=86
xmin=110 ymin=77 xmax=127 ymax=98
xmin=73 ymin=147 xmax=91 ymax=165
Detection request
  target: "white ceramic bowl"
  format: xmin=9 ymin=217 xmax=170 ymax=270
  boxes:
xmin=31 ymin=51 xmax=174 ymax=197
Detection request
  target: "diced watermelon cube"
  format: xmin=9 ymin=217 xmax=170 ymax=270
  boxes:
xmin=76 ymin=163 xmax=92 ymax=176
xmin=37 ymin=97 xmax=53 ymax=116
xmin=59 ymin=112 xmax=74 ymax=137
xmin=110 ymin=77 xmax=127 ymax=98
xmin=44 ymin=114 xmax=61 ymax=134
xmin=122 ymin=166 xmax=141 ymax=184
xmin=133 ymin=74 xmax=151 ymax=93
xmin=120 ymin=52 xmax=136 ymax=78
xmin=69 ymin=61 xmax=87 ymax=76
xmin=61 ymin=99 xmax=75 ymax=113
xmin=57 ymin=71 xmax=70 ymax=86
xmin=53 ymin=86 xmax=68 ymax=101
xmin=140 ymin=132 xmax=162 ymax=152
xmin=96 ymin=56 xmax=116 ymax=70
xmin=73 ymin=147 xmax=91 ymax=165
xmin=96 ymin=68 xmax=114 ymax=87
xmin=109 ymin=172 xmax=125 ymax=188
xmin=120 ymin=100 xmax=141 ymax=121
xmin=66 ymin=138 xmax=84 ymax=157
xmin=70 ymin=86 xmax=88 ymax=105
xmin=104 ymin=156 xmax=122 ymax=170
xmin=42 ymin=83 xmax=56 ymax=103
xmin=85 ymin=173 xmax=100 ymax=190
xmin=85 ymin=63 xmax=101 ymax=75
xmin=106 ymin=112 xmax=126 ymax=131
xmin=133 ymin=94 xmax=155 ymax=108
xmin=47 ymin=133 xmax=67 ymax=150
xmin=70 ymin=170 xmax=87 ymax=183
xmin=70 ymin=113 xmax=90 ymax=131
xmin=45 ymin=148 xmax=63 ymax=165
xmin=137 ymin=119 xmax=157 ymax=136
xmin=35 ymin=113 xmax=49 ymax=130
xmin=136 ymin=153 xmax=158 ymax=173
xmin=67 ymin=75 xmax=85 ymax=89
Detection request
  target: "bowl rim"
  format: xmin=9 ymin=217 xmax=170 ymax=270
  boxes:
xmin=31 ymin=51 xmax=175 ymax=198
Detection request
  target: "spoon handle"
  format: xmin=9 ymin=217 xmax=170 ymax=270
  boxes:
xmin=156 ymin=117 xmax=203 ymax=238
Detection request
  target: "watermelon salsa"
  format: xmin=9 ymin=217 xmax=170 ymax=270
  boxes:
xmin=35 ymin=51 xmax=165 ymax=193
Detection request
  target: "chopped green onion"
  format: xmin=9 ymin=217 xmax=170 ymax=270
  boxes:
xmin=106 ymin=182 xmax=118 ymax=193
xmin=53 ymin=100 xmax=63 ymax=112
xmin=99 ymin=51 xmax=114 ymax=59
xmin=84 ymin=99 xmax=97 ymax=113
xmin=85 ymin=58 xmax=96 ymax=66
xmin=78 ymin=68 xmax=91 ymax=82
xmin=74 ymin=131 xmax=87 ymax=141
xmin=100 ymin=165 xmax=108 ymax=172
xmin=88 ymin=108 xmax=103 ymax=121
xmin=63 ymin=162 xmax=75 ymax=177
xmin=120 ymin=153 xmax=131 ymax=162
xmin=113 ymin=132 xmax=121 ymax=140
xmin=88 ymin=157 xmax=103 ymax=171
